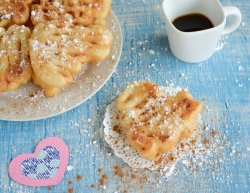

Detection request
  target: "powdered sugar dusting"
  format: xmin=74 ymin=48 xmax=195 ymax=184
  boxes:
xmin=216 ymin=36 xmax=228 ymax=51
xmin=0 ymin=12 xmax=122 ymax=121
xmin=104 ymin=86 xmax=203 ymax=178
xmin=1 ymin=12 xmax=13 ymax=20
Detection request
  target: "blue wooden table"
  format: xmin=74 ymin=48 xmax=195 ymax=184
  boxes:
xmin=0 ymin=0 xmax=249 ymax=192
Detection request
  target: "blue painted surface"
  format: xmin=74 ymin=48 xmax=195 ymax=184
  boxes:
xmin=0 ymin=0 xmax=250 ymax=192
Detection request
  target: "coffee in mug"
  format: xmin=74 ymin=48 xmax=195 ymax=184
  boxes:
xmin=162 ymin=0 xmax=242 ymax=63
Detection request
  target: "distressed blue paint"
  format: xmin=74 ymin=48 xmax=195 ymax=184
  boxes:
xmin=0 ymin=0 xmax=249 ymax=192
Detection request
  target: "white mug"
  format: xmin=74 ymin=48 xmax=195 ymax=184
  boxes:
xmin=162 ymin=0 xmax=242 ymax=63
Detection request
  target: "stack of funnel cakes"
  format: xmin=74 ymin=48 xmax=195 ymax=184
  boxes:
xmin=30 ymin=21 xmax=113 ymax=96
xmin=0 ymin=0 xmax=113 ymax=96
xmin=0 ymin=25 xmax=31 ymax=91
xmin=116 ymin=82 xmax=202 ymax=160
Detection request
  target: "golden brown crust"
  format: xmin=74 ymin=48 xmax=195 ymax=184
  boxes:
xmin=116 ymin=82 xmax=202 ymax=160
xmin=31 ymin=0 xmax=112 ymax=26
xmin=0 ymin=0 xmax=113 ymax=95
xmin=29 ymin=20 xmax=113 ymax=96
xmin=0 ymin=0 xmax=32 ymax=27
xmin=0 ymin=25 xmax=31 ymax=91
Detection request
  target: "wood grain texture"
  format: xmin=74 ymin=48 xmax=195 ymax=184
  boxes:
xmin=0 ymin=0 xmax=249 ymax=192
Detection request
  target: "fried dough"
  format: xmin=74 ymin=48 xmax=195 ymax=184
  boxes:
xmin=0 ymin=25 xmax=32 ymax=91
xmin=31 ymin=0 xmax=112 ymax=26
xmin=0 ymin=0 xmax=32 ymax=27
xmin=30 ymin=20 xmax=113 ymax=96
xmin=116 ymin=82 xmax=202 ymax=160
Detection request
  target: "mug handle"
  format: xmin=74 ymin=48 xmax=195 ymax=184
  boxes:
xmin=222 ymin=6 xmax=242 ymax=35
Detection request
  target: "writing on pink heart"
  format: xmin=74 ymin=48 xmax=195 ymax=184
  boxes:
xmin=9 ymin=137 xmax=69 ymax=186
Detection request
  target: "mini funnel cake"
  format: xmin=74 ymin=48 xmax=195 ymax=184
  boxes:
xmin=116 ymin=81 xmax=202 ymax=160
xmin=0 ymin=25 xmax=31 ymax=91
xmin=31 ymin=0 xmax=112 ymax=26
xmin=30 ymin=20 xmax=113 ymax=96
xmin=0 ymin=0 xmax=32 ymax=27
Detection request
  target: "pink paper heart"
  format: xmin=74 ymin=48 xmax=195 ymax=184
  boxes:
xmin=9 ymin=137 xmax=69 ymax=186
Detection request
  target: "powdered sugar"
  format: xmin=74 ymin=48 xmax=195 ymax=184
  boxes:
xmin=0 ymin=12 xmax=122 ymax=121
xmin=215 ymin=36 xmax=228 ymax=51
xmin=104 ymin=86 xmax=203 ymax=178
xmin=1 ymin=12 xmax=13 ymax=20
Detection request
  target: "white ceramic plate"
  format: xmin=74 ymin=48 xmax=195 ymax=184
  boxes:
xmin=0 ymin=12 xmax=123 ymax=121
